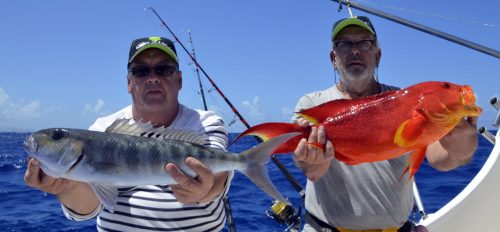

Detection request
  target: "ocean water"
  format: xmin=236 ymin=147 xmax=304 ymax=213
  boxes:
xmin=0 ymin=131 xmax=496 ymax=231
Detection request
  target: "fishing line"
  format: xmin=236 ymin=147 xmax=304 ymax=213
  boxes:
xmin=202 ymin=88 xmax=243 ymax=131
xmin=357 ymin=0 xmax=500 ymax=30
xmin=331 ymin=0 xmax=500 ymax=58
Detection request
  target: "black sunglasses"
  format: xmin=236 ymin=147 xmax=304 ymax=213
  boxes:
xmin=128 ymin=64 xmax=179 ymax=78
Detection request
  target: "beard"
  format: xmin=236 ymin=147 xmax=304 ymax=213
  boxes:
xmin=339 ymin=65 xmax=374 ymax=82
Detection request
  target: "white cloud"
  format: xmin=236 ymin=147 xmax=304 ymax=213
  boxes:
xmin=84 ymin=99 xmax=105 ymax=115
xmin=19 ymin=100 xmax=42 ymax=118
xmin=0 ymin=87 xmax=9 ymax=105
xmin=242 ymin=96 xmax=265 ymax=119
xmin=0 ymin=86 xmax=42 ymax=120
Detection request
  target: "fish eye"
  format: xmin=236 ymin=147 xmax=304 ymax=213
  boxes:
xmin=442 ymin=82 xmax=451 ymax=89
xmin=51 ymin=129 xmax=65 ymax=141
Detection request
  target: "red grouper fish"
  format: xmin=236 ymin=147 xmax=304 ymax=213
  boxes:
xmin=235 ymin=81 xmax=482 ymax=179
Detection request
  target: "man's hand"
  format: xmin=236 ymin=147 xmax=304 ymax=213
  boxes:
xmin=293 ymin=118 xmax=334 ymax=181
xmin=24 ymin=157 xmax=80 ymax=195
xmin=24 ymin=157 xmax=99 ymax=215
xmin=427 ymin=117 xmax=478 ymax=171
xmin=166 ymin=157 xmax=226 ymax=204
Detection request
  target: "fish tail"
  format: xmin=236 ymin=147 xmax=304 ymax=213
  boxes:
xmin=239 ymin=132 xmax=300 ymax=205
xmin=233 ymin=122 xmax=304 ymax=154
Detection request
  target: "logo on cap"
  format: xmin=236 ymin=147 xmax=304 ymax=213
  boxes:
xmin=135 ymin=37 xmax=171 ymax=50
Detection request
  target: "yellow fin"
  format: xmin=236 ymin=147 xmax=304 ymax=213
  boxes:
xmin=394 ymin=112 xmax=426 ymax=147
xmin=297 ymin=113 xmax=319 ymax=125
xmin=246 ymin=132 xmax=270 ymax=142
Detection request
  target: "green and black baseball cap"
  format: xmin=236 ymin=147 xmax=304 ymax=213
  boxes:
xmin=128 ymin=36 xmax=178 ymax=65
xmin=331 ymin=16 xmax=376 ymax=40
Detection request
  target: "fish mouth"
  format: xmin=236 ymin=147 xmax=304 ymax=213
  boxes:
xmin=23 ymin=135 xmax=38 ymax=154
xmin=460 ymin=85 xmax=482 ymax=117
xmin=462 ymin=104 xmax=482 ymax=117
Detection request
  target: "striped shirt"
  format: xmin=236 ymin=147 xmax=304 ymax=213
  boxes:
xmin=62 ymin=104 xmax=232 ymax=231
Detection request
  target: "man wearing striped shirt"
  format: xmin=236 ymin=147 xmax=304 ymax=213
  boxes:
xmin=24 ymin=36 xmax=232 ymax=231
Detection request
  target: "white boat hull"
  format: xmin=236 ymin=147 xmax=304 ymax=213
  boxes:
xmin=419 ymin=129 xmax=500 ymax=231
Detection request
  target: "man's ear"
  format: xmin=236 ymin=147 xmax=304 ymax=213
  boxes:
xmin=127 ymin=76 xmax=132 ymax=93
xmin=376 ymin=49 xmax=382 ymax=67
xmin=178 ymin=71 xmax=183 ymax=90
xmin=330 ymin=50 xmax=336 ymax=68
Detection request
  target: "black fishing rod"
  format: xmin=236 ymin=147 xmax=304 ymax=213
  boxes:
xmin=187 ymin=29 xmax=240 ymax=232
xmin=147 ymin=6 xmax=304 ymax=231
xmin=187 ymin=29 xmax=209 ymax=111
xmin=331 ymin=0 xmax=500 ymax=59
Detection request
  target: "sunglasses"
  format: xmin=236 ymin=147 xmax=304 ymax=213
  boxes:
xmin=128 ymin=64 xmax=179 ymax=78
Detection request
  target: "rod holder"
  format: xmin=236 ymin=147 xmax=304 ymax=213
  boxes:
xmin=491 ymin=97 xmax=500 ymax=110
xmin=491 ymin=97 xmax=500 ymax=128
xmin=413 ymin=182 xmax=427 ymax=220
xmin=479 ymin=127 xmax=496 ymax=145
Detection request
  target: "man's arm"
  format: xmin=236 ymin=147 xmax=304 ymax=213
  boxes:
xmin=24 ymin=158 xmax=100 ymax=215
xmin=426 ymin=117 xmax=478 ymax=171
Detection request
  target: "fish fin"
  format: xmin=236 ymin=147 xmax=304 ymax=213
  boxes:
xmin=297 ymin=113 xmax=320 ymax=125
xmin=400 ymin=147 xmax=427 ymax=181
xmin=298 ymin=90 xmax=397 ymax=123
xmin=89 ymin=183 xmax=118 ymax=212
xmin=106 ymin=119 xmax=207 ymax=145
xmin=105 ymin=118 xmax=144 ymax=134
xmin=239 ymin=132 xmax=300 ymax=205
xmin=152 ymin=130 xmax=207 ymax=145
xmin=234 ymin=122 xmax=302 ymax=143
xmin=394 ymin=110 xmax=426 ymax=148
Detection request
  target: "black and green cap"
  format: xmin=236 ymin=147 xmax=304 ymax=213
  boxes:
xmin=128 ymin=36 xmax=178 ymax=64
xmin=332 ymin=16 xmax=376 ymax=40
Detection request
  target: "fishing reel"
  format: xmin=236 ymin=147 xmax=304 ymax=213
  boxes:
xmin=266 ymin=200 xmax=302 ymax=231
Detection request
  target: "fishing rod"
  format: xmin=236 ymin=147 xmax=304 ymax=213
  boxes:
xmin=187 ymin=29 xmax=209 ymax=111
xmin=147 ymin=6 xmax=303 ymax=231
xmin=187 ymin=29 xmax=239 ymax=232
xmin=331 ymin=0 xmax=500 ymax=59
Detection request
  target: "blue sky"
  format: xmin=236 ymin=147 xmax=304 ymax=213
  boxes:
xmin=1 ymin=0 xmax=499 ymax=132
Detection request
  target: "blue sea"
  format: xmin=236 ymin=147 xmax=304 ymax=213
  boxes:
xmin=0 ymin=131 xmax=496 ymax=231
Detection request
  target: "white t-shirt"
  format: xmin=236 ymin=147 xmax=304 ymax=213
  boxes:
xmin=62 ymin=104 xmax=232 ymax=231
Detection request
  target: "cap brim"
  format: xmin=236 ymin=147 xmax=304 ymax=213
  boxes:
xmin=128 ymin=43 xmax=178 ymax=64
xmin=332 ymin=18 xmax=375 ymax=40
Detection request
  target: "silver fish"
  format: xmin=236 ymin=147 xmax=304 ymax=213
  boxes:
xmin=24 ymin=119 xmax=299 ymax=211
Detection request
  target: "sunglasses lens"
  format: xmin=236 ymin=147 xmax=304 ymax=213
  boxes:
xmin=154 ymin=65 xmax=169 ymax=76
xmin=155 ymin=65 xmax=178 ymax=77
xmin=130 ymin=66 xmax=150 ymax=78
